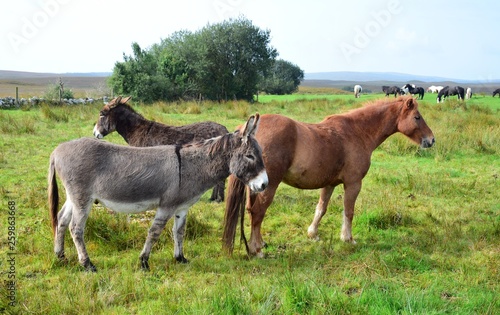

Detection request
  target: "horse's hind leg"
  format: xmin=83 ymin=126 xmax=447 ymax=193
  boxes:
xmin=172 ymin=207 xmax=189 ymax=263
xmin=54 ymin=199 xmax=73 ymax=260
xmin=307 ymin=186 xmax=335 ymax=240
xmin=139 ymin=208 xmax=173 ymax=270
xmin=341 ymin=181 xmax=362 ymax=244
xmin=69 ymin=200 xmax=96 ymax=272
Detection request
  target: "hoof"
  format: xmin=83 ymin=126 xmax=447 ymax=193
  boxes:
xmin=209 ymin=196 xmax=224 ymax=203
xmin=175 ymin=255 xmax=189 ymax=264
xmin=82 ymin=259 xmax=97 ymax=272
xmin=56 ymin=252 xmax=67 ymax=261
xmin=140 ymin=257 xmax=150 ymax=271
xmin=340 ymin=236 xmax=357 ymax=244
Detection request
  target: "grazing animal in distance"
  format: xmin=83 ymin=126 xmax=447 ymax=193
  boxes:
xmin=222 ymin=97 xmax=435 ymax=257
xmin=401 ymin=83 xmax=415 ymax=95
xmin=382 ymin=85 xmax=402 ymax=97
xmin=93 ymin=96 xmax=229 ymax=202
xmin=49 ymin=115 xmax=268 ymax=271
xmin=437 ymin=86 xmax=465 ymax=103
xmin=428 ymin=86 xmax=444 ymax=93
xmin=402 ymin=83 xmax=425 ymax=100
xmin=427 ymin=86 xmax=438 ymax=93
xmin=492 ymin=88 xmax=500 ymax=97
xmin=354 ymin=85 xmax=362 ymax=98
xmin=466 ymin=87 xmax=472 ymax=99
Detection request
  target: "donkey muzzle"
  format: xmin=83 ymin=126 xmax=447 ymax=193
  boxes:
xmin=93 ymin=125 xmax=104 ymax=139
xmin=248 ymin=170 xmax=269 ymax=193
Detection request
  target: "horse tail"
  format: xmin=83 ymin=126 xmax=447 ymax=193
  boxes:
xmin=48 ymin=155 xmax=59 ymax=236
xmin=222 ymin=174 xmax=248 ymax=255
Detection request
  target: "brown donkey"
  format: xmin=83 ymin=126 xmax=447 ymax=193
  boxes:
xmin=223 ymin=97 xmax=435 ymax=257
xmin=93 ymin=96 xmax=229 ymax=202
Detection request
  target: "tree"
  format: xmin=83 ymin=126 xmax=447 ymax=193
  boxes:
xmin=260 ymin=59 xmax=304 ymax=95
xmin=108 ymin=42 xmax=169 ymax=103
xmin=192 ymin=17 xmax=277 ymax=101
xmin=108 ymin=17 xmax=280 ymax=102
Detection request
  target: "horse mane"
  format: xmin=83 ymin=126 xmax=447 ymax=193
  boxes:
xmin=361 ymin=96 xmax=416 ymax=109
xmin=339 ymin=96 xmax=415 ymax=117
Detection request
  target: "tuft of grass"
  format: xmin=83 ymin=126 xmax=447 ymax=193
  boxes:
xmin=40 ymin=104 xmax=70 ymax=122
xmin=0 ymin=112 xmax=36 ymax=134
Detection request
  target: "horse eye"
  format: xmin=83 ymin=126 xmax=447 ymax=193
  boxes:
xmin=415 ymin=116 xmax=421 ymax=120
xmin=245 ymin=154 xmax=255 ymax=161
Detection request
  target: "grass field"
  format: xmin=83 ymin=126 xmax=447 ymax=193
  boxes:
xmin=0 ymin=94 xmax=499 ymax=314
xmin=0 ymin=77 xmax=110 ymax=99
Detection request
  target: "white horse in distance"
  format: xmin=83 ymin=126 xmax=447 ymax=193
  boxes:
xmin=354 ymin=85 xmax=362 ymax=98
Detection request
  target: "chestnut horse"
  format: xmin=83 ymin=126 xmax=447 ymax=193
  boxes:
xmin=223 ymin=96 xmax=435 ymax=257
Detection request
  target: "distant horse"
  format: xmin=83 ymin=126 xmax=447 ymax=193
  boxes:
xmin=493 ymin=88 xmax=500 ymax=97
xmin=354 ymin=85 xmax=362 ymax=98
xmin=382 ymin=85 xmax=402 ymax=97
xmin=437 ymin=86 xmax=465 ymax=103
xmin=427 ymin=86 xmax=438 ymax=93
xmin=402 ymin=84 xmax=425 ymax=100
xmin=93 ymin=96 xmax=229 ymax=202
xmin=222 ymin=97 xmax=435 ymax=257
xmin=401 ymin=84 xmax=415 ymax=95
xmin=49 ymin=115 xmax=268 ymax=271
xmin=466 ymin=87 xmax=472 ymax=99
xmin=428 ymin=86 xmax=444 ymax=93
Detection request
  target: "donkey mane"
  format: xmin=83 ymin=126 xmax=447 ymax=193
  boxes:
xmin=109 ymin=103 xmax=153 ymax=126
xmin=183 ymin=132 xmax=234 ymax=157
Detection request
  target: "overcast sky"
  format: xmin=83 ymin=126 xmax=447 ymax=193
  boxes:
xmin=1 ymin=0 xmax=498 ymax=81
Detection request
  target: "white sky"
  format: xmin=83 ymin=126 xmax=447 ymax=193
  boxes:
xmin=1 ymin=0 xmax=499 ymax=81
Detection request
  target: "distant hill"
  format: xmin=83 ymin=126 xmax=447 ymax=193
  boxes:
xmin=0 ymin=70 xmax=111 ymax=79
xmin=305 ymin=71 xmax=500 ymax=84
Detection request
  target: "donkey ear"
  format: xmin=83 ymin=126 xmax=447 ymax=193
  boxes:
xmin=120 ymin=96 xmax=131 ymax=104
xmin=108 ymin=96 xmax=122 ymax=108
xmin=241 ymin=113 xmax=260 ymax=140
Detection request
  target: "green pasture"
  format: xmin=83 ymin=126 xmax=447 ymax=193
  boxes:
xmin=0 ymin=95 xmax=499 ymax=314
xmin=259 ymin=91 xmax=500 ymax=111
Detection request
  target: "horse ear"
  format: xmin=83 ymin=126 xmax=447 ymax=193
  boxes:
xmin=241 ymin=113 xmax=260 ymax=142
xmin=121 ymin=96 xmax=131 ymax=104
xmin=405 ymin=97 xmax=415 ymax=109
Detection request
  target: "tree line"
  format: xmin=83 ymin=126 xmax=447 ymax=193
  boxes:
xmin=108 ymin=17 xmax=304 ymax=103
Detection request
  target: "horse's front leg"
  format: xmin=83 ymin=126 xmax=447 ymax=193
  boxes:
xmin=139 ymin=208 xmax=173 ymax=271
xmin=341 ymin=181 xmax=362 ymax=244
xmin=172 ymin=207 xmax=189 ymax=263
xmin=248 ymin=186 xmax=277 ymax=258
xmin=307 ymin=186 xmax=335 ymax=240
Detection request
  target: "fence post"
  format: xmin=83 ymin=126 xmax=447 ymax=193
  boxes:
xmin=16 ymin=87 xmax=19 ymax=105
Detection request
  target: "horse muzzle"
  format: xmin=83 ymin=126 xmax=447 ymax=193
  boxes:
xmin=247 ymin=170 xmax=269 ymax=193
xmin=421 ymin=137 xmax=435 ymax=148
